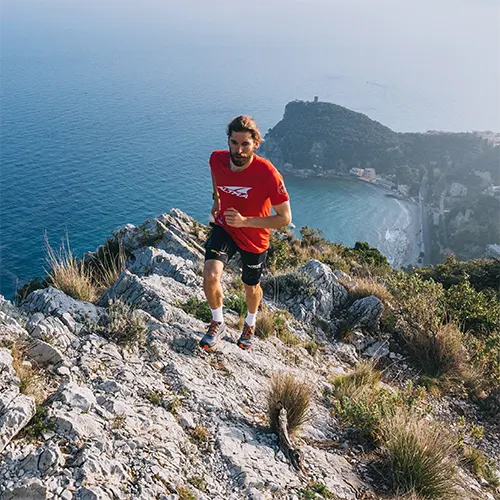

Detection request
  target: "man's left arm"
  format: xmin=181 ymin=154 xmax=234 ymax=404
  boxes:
xmin=224 ymin=201 xmax=292 ymax=229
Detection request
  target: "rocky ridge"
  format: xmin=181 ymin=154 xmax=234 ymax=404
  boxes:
xmin=0 ymin=209 xmax=498 ymax=500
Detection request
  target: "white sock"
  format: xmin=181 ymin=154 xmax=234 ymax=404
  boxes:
xmin=245 ymin=311 xmax=257 ymax=327
xmin=211 ymin=306 xmax=224 ymax=323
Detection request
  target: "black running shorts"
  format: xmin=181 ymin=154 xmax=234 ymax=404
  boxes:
xmin=205 ymin=225 xmax=267 ymax=286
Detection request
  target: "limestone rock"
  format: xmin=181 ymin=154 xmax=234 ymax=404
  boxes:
xmin=23 ymin=287 xmax=102 ymax=325
xmin=98 ymin=270 xmax=201 ymax=324
xmin=363 ymin=340 xmax=389 ymax=358
xmin=112 ymin=209 xmax=205 ymax=262
xmin=128 ymin=247 xmax=201 ymax=286
xmin=0 ymin=393 xmax=36 ymax=453
xmin=262 ymin=259 xmax=348 ymax=327
xmin=28 ymin=314 xmax=76 ymax=350
xmin=343 ymin=295 xmax=383 ymax=333
xmin=3 ymin=477 xmax=47 ymax=500
xmin=54 ymin=383 xmax=97 ymax=412
xmin=25 ymin=338 xmax=64 ymax=366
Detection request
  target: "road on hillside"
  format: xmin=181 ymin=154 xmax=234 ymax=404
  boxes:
xmin=419 ymin=171 xmax=431 ymax=266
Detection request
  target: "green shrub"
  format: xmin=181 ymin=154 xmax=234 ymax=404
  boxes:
xmin=264 ymin=270 xmax=316 ymax=300
xmin=300 ymin=226 xmax=327 ymax=247
xmin=178 ymin=296 xmax=212 ymax=322
xmin=330 ymin=364 xmax=426 ymax=443
xmin=388 ymin=272 xmax=445 ymax=338
xmin=18 ymin=405 xmax=56 ymax=441
xmin=299 ymin=481 xmax=334 ymax=499
xmin=345 ymin=241 xmax=390 ymax=270
xmin=445 ymin=279 xmax=500 ymax=336
xmin=177 ymin=486 xmax=196 ymax=500
xmin=225 ymin=293 xmax=247 ymax=317
xmin=416 ymin=255 xmax=500 ymax=295
xmin=386 ymin=273 xmax=470 ymax=381
xmin=144 ymin=390 xmax=163 ymax=405
xmin=461 ymin=445 xmax=499 ymax=486
xmin=268 ymin=229 xmax=299 ymax=272
xmin=466 ymin=330 xmax=500 ymax=389
xmin=93 ymin=300 xmax=147 ymax=347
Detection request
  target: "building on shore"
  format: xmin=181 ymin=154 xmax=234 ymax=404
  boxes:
xmin=350 ymin=167 xmax=364 ymax=177
xmin=364 ymin=168 xmax=376 ymax=180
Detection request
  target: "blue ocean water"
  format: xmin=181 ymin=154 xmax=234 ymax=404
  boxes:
xmin=1 ymin=0 xmax=499 ymax=299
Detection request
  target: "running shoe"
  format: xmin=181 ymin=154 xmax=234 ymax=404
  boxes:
xmin=199 ymin=320 xmax=226 ymax=351
xmin=237 ymin=322 xmax=255 ymax=350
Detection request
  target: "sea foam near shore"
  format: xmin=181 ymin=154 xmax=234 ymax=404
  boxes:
xmin=382 ymin=199 xmax=421 ymax=268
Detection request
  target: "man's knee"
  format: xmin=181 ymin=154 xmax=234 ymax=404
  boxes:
xmin=203 ymin=260 xmax=223 ymax=284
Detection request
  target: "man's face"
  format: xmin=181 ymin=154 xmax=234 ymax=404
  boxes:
xmin=228 ymin=131 xmax=259 ymax=167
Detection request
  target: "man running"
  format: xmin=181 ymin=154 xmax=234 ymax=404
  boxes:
xmin=199 ymin=115 xmax=292 ymax=351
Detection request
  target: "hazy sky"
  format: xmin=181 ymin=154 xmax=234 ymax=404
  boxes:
xmin=1 ymin=0 xmax=499 ymax=131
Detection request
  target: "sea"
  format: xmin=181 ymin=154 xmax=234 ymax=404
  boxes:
xmin=1 ymin=0 xmax=499 ymax=299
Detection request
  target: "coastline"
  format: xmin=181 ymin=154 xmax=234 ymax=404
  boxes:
xmin=281 ymin=168 xmax=424 ymax=268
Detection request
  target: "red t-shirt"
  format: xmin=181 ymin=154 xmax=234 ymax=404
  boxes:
xmin=210 ymin=150 xmax=290 ymax=254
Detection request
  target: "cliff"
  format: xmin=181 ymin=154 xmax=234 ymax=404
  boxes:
xmin=1 ymin=210 xmax=499 ymax=500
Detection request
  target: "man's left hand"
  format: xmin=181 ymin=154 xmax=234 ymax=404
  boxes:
xmin=224 ymin=208 xmax=247 ymax=227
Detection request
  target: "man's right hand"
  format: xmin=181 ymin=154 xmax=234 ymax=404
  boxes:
xmin=211 ymin=199 xmax=220 ymax=219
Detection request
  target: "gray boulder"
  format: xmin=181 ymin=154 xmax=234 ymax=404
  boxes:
xmin=4 ymin=478 xmax=47 ymax=500
xmin=28 ymin=314 xmax=77 ymax=349
xmin=342 ymin=295 xmax=383 ymax=334
xmin=54 ymin=383 xmax=97 ymax=412
xmin=0 ymin=393 xmax=36 ymax=453
xmin=128 ymin=247 xmax=201 ymax=286
xmin=23 ymin=287 xmax=102 ymax=325
xmin=263 ymin=259 xmax=349 ymax=327
xmin=25 ymin=338 xmax=64 ymax=366
xmin=112 ymin=209 xmax=205 ymax=262
xmin=98 ymin=270 xmax=201 ymax=324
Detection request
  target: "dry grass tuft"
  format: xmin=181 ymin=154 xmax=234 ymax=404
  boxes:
xmin=255 ymin=307 xmax=299 ymax=346
xmin=380 ymin=411 xmax=459 ymax=500
xmin=44 ymin=233 xmax=98 ymax=302
xmin=11 ymin=343 xmax=49 ymax=404
xmin=412 ymin=322 xmax=469 ymax=382
xmin=267 ymin=372 xmax=313 ymax=436
xmin=92 ymin=239 xmax=127 ymax=293
xmin=190 ymin=425 xmax=210 ymax=444
xmin=343 ymin=277 xmax=393 ymax=304
xmin=255 ymin=307 xmax=275 ymax=339
xmin=331 ymin=360 xmax=381 ymax=399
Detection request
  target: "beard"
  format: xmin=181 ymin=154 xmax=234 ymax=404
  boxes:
xmin=230 ymin=151 xmax=251 ymax=167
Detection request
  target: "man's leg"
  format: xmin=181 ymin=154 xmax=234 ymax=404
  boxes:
xmin=244 ymin=283 xmax=263 ymax=316
xmin=200 ymin=225 xmax=236 ymax=350
xmin=237 ymin=249 xmax=267 ymax=349
xmin=203 ymin=259 xmax=224 ymax=311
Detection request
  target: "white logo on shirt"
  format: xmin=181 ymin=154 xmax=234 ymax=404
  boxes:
xmin=219 ymin=186 xmax=252 ymax=198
